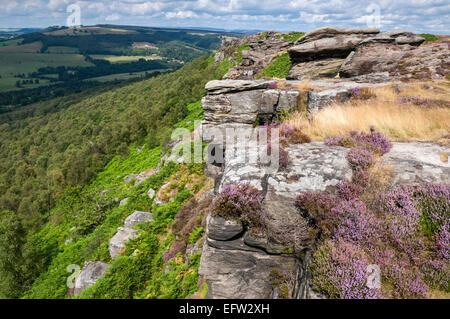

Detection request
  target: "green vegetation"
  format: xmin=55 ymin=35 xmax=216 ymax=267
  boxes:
xmin=0 ymin=52 xmax=92 ymax=91
xmin=257 ymin=52 xmax=292 ymax=79
xmin=0 ymin=53 xmax=231 ymax=298
xmin=90 ymin=55 xmax=161 ymax=63
xmin=418 ymin=33 xmax=439 ymax=41
xmin=0 ymin=39 xmax=23 ymax=47
xmin=282 ymin=32 xmax=305 ymax=42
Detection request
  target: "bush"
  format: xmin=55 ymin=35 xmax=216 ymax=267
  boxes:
xmin=324 ymin=128 xmax=392 ymax=155
xmin=257 ymin=53 xmax=292 ymax=79
xmin=310 ymin=239 xmax=382 ymax=299
xmin=418 ymin=34 xmax=439 ymax=41
xmin=211 ymin=183 xmax=265 ymax=230
xmin=346 ymin=148 xmax=374 ymax=171
xmin=279 ymin=122 xmax=311 ymax=145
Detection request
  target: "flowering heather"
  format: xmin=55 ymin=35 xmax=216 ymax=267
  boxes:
xmin=279 ymin=122 xmax=311 ymax=145
xmin=346 ymin=147 xmax=374 ymax=171
xmin=212 ymin=183 xmax=265 ymax=230
xmin=349 ymin=87 xmax=375 ymax=100
xmin=261 ymin=121 xmax=310 ymax=169
xmin=268 ymin=81 xmax=277 ymax=89
xmin=336 ymin=171 xmax=370 ymax=201
xmin=262 ymin=121 xmax=311 ymax=146
xmin=310 ymin=239 xmax=382 ymax=299
xmin=304 ymin=175 xmax=449 ymax=298
xmin=396 ymin=96 xmax=450 ymax=108
xmin=349 ymin=87 xmax=361 ymax=97
xmin=324 ymin=129 xmax=392 ymax=155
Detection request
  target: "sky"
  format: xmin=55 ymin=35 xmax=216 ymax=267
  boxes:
xmin=0 ymin=0 xmax=449 ymax=34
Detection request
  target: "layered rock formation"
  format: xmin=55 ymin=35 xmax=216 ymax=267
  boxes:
xmin=215 ymin=26 xmax=448 ymax=82
xmin=198 ymin=79 xmax=450 ymax=299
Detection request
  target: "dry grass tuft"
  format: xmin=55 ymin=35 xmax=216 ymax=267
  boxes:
xmin=286 ymin=81 xmax=450 ymax=144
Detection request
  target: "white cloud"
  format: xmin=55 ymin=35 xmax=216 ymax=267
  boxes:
xmin=165 ymin=10 xmax=199 ymax=19
xmin=105 ymin=13 xmax=120 ymax=21
xmin=0 ymin=0 xmax=448 ymax=34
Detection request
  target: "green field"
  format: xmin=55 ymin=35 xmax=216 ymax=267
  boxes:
xmin=85 ymin=70 xmax=165 ymax=82
xmin=90 ymin=54 xmax=162 ymax=63
xmin=46 ymin=46 xmax=79 ymax=54
xmin=0 ymin=52 xmax=93 ymax=91
xmin=0 ymin=39 xmax=22 ymax=47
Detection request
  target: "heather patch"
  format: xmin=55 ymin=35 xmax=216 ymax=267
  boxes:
xmin=396 ymin=96 xmax=450 ymax=108
xmin=349 ymin=87 xmax=376 ymax=100
xmin=302 ymin=130 xmax=448 ymax=298
xmin=262 ymin=121 xmax=311 ymax=170
xmin=211 ymin=183 xmax=265 ymax=230
xmin=324 ymin=128 xmax=392 ymax=155
xmin=305 ymin=180 xmax=450 ymax=298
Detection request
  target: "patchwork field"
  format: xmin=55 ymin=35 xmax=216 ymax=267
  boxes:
xmin=85 ymin=70 xmax=165 ymax=82
xmin=0 ymin=52 xmax=93 ymax=91
xmin=90 ymin=55 xmax=163 ymax=63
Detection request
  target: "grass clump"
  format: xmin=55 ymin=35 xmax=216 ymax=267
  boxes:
xmin=419 ymin=34 xmax=439 ymax=41
xmin=258 ymin=53 xmax=292 ymax=79
xmin=282 ymin=32 xmax=305 ymax=42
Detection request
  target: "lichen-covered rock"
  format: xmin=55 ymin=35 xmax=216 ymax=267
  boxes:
xmin=199 ymin=242 xmax=299 ymax=299
xmin=307 ymin=88 xmax=352 ymax=113
xmin=287 ymin=58 xmax=344 ymax=80
xmin=108 ymin=227 xmax=139 ymax=258
xmin=289 ymin=35 xmax=371 ymax=63
xmin=124 ymin=211 xmax=153 ymax=228
xmin=294 ymin=27 xmax=379 ymax=45
xmin=206 ymin=215 xmax=244 ymax=241
xmin=74 ymin=261 xmax=109 ymax=295
xmin=382 ymin=142 xmax=450 ymax=186
xmin=205 ymin=80 xmax=270 ymax=94
xmin=339 ymin=41 xmax=448 ymax=79
xmin=147 ymin=188 xmax=155 ymax=198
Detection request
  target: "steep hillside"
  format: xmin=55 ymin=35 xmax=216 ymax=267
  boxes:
xmin=0 ymin=53 xmax=231 ymax=298
xmin=1 ymin=27 xmax=448 ymax=300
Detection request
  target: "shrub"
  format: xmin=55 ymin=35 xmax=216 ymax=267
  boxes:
xmin=324 ymin=128 xmax=392 ymax=155
xmin=418 ymin=34 xmax=439 ymax=41
xmin=346 ymin=148 xmax=374 ymax=171
xmin=282 ymin=32 xmax=305 ymax=42
xmin=295 ymin=192 xmax=338 ymax=237
xmin=349 ymin=87 xmax=375 ymax=100
xmin=336 ymin=171 xmax=370 ymax=201
xmin=310 ymin=239 xmax=382 ymax=299
xmin=279 ymin=147 xmax=289 ymax=169
xmin=279 ymin=122 xmax=311 ymax=146
xmin=257 ymin=53 xmax=292 ymax=79
xmin=211 ymin=183 xmax=265 ymax=230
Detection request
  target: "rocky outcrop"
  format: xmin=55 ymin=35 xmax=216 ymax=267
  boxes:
xmin=287 ymin=58 xmax=344 ymax=80
xmin=222 ymin=31 xmax=296 ymax=80
xmin=198 ymin=78 xmax=450 ymax=299
xmin=288 ymin=28 xmax=425 ymax=64
xmin=216 ymin=26 xmax=440 ymax=83
xmin=339 ymin=41 xmax=449 ymax=79
xmin=73 ymin=261 xmax=109 ymax=295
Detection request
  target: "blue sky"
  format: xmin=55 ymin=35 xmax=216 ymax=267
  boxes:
xmin=1 ymin=0 xmax=449 ymax=34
